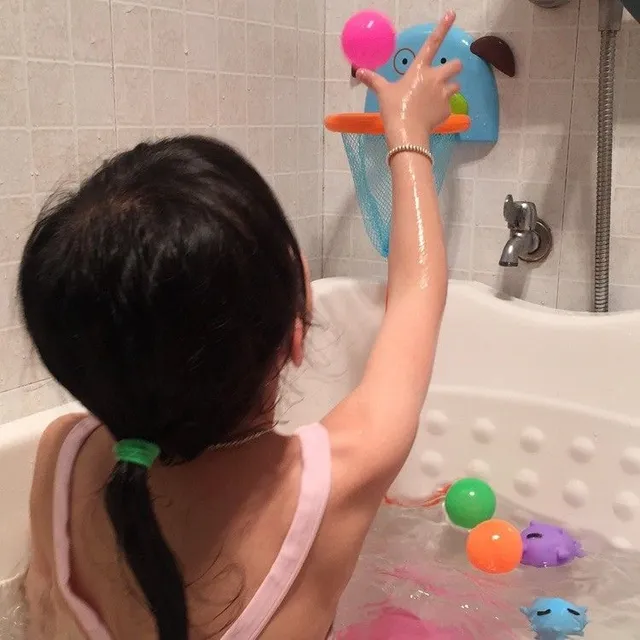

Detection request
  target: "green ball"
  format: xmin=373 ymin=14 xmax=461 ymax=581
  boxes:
xmin=444 ymin=478 xmax=496 ymax=529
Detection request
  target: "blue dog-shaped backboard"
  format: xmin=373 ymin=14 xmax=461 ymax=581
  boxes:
xmin=361 ymin=25 xmax=516 ymax=144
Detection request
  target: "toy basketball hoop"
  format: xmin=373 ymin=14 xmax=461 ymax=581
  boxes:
xmin=324 ymin=112 xmax=470 ymax=258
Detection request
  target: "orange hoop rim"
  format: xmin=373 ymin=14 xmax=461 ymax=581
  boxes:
xmin=324 ymin=112 xmax=470 ymax=135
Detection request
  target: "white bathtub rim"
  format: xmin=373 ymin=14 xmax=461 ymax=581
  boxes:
xmin=2 ymin=385 xmax=636 ymax=449
xmin=0 ymin=401 xmax=84 ymax=448
xmin=313 ymin=276 xmax=640 ymax=324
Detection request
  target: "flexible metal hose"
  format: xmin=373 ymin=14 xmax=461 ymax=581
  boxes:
xmin=594 ymin=30 xmax=617 ymax=312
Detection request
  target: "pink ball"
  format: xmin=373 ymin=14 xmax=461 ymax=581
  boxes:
xmin=341 ymin=11 xmax=396 ymax=70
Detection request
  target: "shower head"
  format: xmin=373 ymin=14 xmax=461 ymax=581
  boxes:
xmin=600 ymin=0 xmax=624 ymax=30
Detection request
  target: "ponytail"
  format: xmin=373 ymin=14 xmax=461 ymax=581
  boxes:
xmin=105 ymin=462 xmax=188 ymax=639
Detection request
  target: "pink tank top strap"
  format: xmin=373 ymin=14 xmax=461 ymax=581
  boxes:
xmin=51 ymin=419 xmax=333 ymax=640
xmin=52 ymin=415 xmax=112 ymax=640
xmin=222 ymin=422 xmax=332 ymax=639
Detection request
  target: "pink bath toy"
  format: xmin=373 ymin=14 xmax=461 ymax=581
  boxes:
xmin=341 ymin=11 xmax=396 ymax=71
xmin=337 ymin=606 xmax=473 ymax=639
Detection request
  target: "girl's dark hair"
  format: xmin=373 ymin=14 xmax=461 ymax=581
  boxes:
xmin=18 ymin=136 xmax=308 ymax=640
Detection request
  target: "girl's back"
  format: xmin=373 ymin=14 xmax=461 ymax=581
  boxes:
xmin=27 ymin=413 xmax=366 ymax=639
xmin=19 ymin=136 xmax=353 ymax=639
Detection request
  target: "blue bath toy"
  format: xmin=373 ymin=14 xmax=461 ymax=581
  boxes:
xmin=364 ymin=25 xmax=515 ymax=143
xmin=328 ymin=21 xmax=516 ymax=259
xmin=520 ymin=521 xmax=585 ymax=568
xmin=521 ymin=597 xmax=588 ymax=639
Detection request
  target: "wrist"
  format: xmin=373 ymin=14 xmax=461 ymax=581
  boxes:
xmin=385 ymin=128 xmax=430 ymax=150
xmin=387 ymin=144 xmax=434 ymax=167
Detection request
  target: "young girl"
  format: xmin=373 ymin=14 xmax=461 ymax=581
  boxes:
xmin=19 ymin=12 xmax=461 ymax=640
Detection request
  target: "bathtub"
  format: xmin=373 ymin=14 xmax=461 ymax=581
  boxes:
xmin=1 ymin=277 xmax=640 ymax=586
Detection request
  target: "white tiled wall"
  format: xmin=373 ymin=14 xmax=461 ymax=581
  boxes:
xmin=4 ymin=0 xmax=640 ymax=422
xmin=322 ymin=0 xmax=640 ymax=311
xmin=0 ymin=0 xmax=325 ymax=422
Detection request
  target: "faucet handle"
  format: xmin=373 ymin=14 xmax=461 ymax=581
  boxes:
xmin=503 ymin=194 xmax=538 ymax=230
xmin=503 ymin=194 xmax=520 ymax=227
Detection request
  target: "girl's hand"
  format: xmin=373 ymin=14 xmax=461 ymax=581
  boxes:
xmin=356 ymin=11 xmax=462 ymax=148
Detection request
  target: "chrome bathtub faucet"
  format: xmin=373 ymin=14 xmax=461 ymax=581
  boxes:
xmin=499 ymin=194 xmax=553 ymax=267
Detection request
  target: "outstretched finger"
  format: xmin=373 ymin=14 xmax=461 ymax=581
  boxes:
xmin=437 ymin=59 xmax=463 ymax=82
xmin=356 ymin=68 xmax=388 ymax=94
xmin=444 ymin=82 xmax=461 ymax=100
xmin=415 ymin=11 xmax=456 ymax=67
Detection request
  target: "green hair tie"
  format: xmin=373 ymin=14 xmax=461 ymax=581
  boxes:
xmin=114 ymin=439 xmax=161 ymax=469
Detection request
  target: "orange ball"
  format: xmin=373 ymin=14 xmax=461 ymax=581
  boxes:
xmin=466 ymin=519 xmax=523 ymax=574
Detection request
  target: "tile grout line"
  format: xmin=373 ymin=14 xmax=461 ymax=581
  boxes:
xmin=108 ymin=0 xmax=120 ymax=149
xmin=294 ymin=0 xmax=300 ymax=223
xmin=148 ymin=3 xmax=156 ymax=137
xmin=554 ymin=6 xmax=584 ymax=308
xmin=18 ymin=0 xmax=36 ymax=231
xmin=182 ymin=0 xmax=189 ymax=134
xmin=67 ymin=0 xmax=80 ymax=182
xmin=270 ymin=3 xmax=276 ymax=188
xmin=215 ymin=1 xmax=220 ymax=134
xmin=244 ymin=0 xmax=248 ymax=149
xmin=320 ymin=0 xmax=327 ymax=275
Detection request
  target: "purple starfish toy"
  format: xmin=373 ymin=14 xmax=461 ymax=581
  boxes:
xmin=520 ymin=521 xmax=585 ymax=568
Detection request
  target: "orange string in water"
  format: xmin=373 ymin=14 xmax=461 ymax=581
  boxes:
xmin=384 ymin=482 xmax=452 ymax=508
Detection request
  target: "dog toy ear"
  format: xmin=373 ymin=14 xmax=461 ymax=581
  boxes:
xmin=470 ymin=35 xmax=516 ymax=77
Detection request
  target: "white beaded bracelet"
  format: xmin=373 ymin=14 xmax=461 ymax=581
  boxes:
xmin=386 ymin=144 xmax=434 ymax=167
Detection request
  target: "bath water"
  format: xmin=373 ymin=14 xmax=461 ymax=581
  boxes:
xmin=2 ymin=496 xmax=639 ymax=638
xmin=335 ymin=496 xmax=640 ymax=638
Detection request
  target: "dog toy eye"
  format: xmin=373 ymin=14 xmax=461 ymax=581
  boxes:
xmin=393 ymin=48 xmax=415 ymax=75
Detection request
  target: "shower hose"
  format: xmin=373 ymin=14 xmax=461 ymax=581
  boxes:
xmin=594 ymin=29 xmax=617 ymax=313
